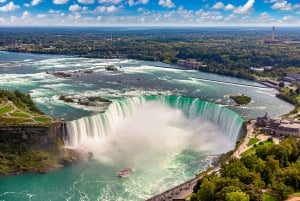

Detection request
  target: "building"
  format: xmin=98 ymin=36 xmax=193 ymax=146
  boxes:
xmin=282 ymin=73 xmax=300 ymax=86
xmin=256 ymin=113 xmax=300 ymax=137
xmin=275 ymin=122 xmax=300 ymax=136
xmin=176 ymin=59 xmax=207 ymax=70
xmin=263 ymin=66 xmax=274 ymax=71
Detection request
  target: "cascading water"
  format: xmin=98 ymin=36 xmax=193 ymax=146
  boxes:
xmin=66 ymin=95 xmax=244 ymax=148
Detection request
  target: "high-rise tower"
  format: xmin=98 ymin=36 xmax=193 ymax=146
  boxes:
xmin=271 ymin=26 xmax=275 ymax=42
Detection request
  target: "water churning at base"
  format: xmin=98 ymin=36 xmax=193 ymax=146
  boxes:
xmin=66 ymin=96 xmax=243 ymax=149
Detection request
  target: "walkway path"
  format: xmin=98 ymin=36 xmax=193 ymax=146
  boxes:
xmin=232 ymin=120 xmax=256 ymax=159
xmin=286 ymin=196 xmax=300 ymax=201
xmin=0 ymin=100 xmax=53 ymax=124
xmin=232 ymin=119 xmax=280 ymax=159
xmin=146 ymin=175 xmax=202 ymax=201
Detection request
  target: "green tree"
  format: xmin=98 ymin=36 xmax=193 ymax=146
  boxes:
xmin=197 ymin=179 xmax=216 ymax=201
xmin=215 ymin=186 xmax=242 ymax=201
xmin=225 ymin=192 xmax=249 ymax=201
xmin=273 ymin=182 xmax=294 ymax=200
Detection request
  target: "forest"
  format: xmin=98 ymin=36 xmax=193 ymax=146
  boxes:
xmin=191 ymin=137 xmax=300 ymax=201
xmin=0 ymin=27 xmax=300 ymax=80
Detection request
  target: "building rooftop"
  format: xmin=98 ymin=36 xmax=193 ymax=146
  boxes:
xmin=285 ymin=73 xmax=300 ymax=80
xmin=278 ymin=123 xmax=300 ymax=129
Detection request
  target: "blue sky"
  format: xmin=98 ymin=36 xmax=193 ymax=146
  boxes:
xmin=0 ymin=0 xmax=299 ymax=26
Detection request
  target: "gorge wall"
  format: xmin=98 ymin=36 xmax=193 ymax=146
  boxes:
xmin=0 ymin=122 xmax=65 ymax=151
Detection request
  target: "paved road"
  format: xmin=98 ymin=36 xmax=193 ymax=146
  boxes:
xmin=232 ymin=120 xmax=256 ymax=159
xmin=146 ymin=175 xmax=200 ymax=201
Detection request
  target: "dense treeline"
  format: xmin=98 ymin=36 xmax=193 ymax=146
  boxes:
xmin=191 ymin=137 xmax=300 ymax=201
xmin=1 ymin=28 xmax=299 ymax=80
xmin=0 ymin=89 xmax=43 ymax=114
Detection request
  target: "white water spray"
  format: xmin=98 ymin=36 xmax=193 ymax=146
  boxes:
xmin=66 ymin=96 xmax=243 ymax=164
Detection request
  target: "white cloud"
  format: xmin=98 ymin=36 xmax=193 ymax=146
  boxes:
xmin=128 ymin=0 xmax=134 ymax=6
xmin=212 ymin=2 xmax=224 ymax=9
xmin=95 ymin=5 xmax=118 ymax=13
xmin=158 ymin=0 xmax=175 ymax=8
xmin=99 ymin=0 xmax=121 ymax=4
xmin=74 ymin=13 xmax=81 ymax=19
xmin=49 ymin=9 xmax=57 ymax=13
xmin=271 ymin=1 xmax=292 ymax=11
xmin=53 ymin=0 xmax=68 ymax=5
xmin=0 ymin=1 xmax=20 ymax=12
xmin=279 ymin=15 xmax=299 ymax=24
xmin=177 ymin=6 xmax=193 ymax=19
xmin=10 ymin=15 xmax=17 ymax=23
xmin=137 ymin=7 xmax=144 ymax=12
xmin=82 ymin=6 xmax=88 ymax=11
xmin=69 ymin=4 xmax=81 ymax=12
xmin=31 ymin=0 xmax=42 ymax=6
xmin=0 ymin=17 xmax=5 ymax=24
xmin=128 ymin=0 xmax=148 ymax=6
xmin=212 ymin=2 xmax=235 ymax=11
xmin=107 ymin=5 xmax=118 ymax=12
xmin=139 ymin=0 xmax=148 ymax=4
xmin=225 ymin=4 xmax=235 ymax=11
xmin=36 ymin=14 xmax=47 ymax=18
xmin=258 ymin=12 xmax=275 ymax=23
xmin=0 ymin=0 xmax=6 ymax=3
xmin=21 ymin=10 xmax=31 ymax=20
xmin=78 ymin=0 xmax=94 ymax=4
xmin=234 ymin=0 xmax=255 ymax=14
xmin=225 ymin=14 xmax=237 ymax=22
xmin=95 ymin=6 xmax=106 ymax=12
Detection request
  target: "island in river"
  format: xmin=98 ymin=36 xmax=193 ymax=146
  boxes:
xmin=230 ymin=94 xmax=251 ymax=105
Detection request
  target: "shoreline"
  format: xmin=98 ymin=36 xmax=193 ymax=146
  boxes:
xmin=0 ymin=51 xmax=296 ymax=200
xmin=0 ymin=146 xmax=92 ymax=177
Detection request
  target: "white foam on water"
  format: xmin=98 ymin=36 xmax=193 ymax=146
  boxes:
xmin=123 ymin=65 xmax=184 ymax=74
xmin=256 ymin=90 xmax=276 ymax=96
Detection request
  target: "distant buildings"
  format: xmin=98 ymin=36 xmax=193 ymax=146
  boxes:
xmin=256 ymin=113 xmax=300 ymax=137
xmin=250 ymin=66 xmax=274 ymax=72
xmin=264 ymin=26 xmax=281 ymax=44
xmin=177 ymin=59 xmax=207 ymax=70
xmin=282 ymin=73 xmax=300 ymax=86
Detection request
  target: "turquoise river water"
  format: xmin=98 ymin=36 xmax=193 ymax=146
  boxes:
xmin=0 ymin=51 xmax=294 ymax=201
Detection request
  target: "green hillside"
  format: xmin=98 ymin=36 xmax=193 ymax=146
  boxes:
xmin=0 ymin=89 xmax=53 ymax=126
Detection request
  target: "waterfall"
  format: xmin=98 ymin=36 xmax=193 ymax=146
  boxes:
xmin=66 ymin=95 xmax=244 ymax=147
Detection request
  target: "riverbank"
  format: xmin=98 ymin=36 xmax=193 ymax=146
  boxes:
xmin=148 ymin=114 xmax=296 ymax=200
xmin=0 ymin=146 xmax=92 ymax=177
xmin=0 ymin=51 xmax=294 ymax=201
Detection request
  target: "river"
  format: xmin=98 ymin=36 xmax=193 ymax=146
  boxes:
xmin=0 ymin=51 xmax=293 ymax=201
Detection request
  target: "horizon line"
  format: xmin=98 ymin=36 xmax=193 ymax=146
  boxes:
xmin=1 ymin=25 xmax=300 ymax=28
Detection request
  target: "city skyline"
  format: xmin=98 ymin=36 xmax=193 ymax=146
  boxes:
xmin=0 ymin=0 xmax=299 ymax=26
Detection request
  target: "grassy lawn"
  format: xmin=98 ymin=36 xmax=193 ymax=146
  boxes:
xmin=10 ymin=111 xmax=31 ymax=118
xmin=241 ymin=146 xmax=257 ymax=157
xmin=247 ymin=138 xmax=260 ymax=146
xmin=0 ymin=104 xmax=14 ymax=114
xmin=263 ymin=193 xmax=279 ymax=201
xmin=34 ymin=116 xmax=52 ymax=123
xmin=241 ymin=141 xmax=274 ymax=157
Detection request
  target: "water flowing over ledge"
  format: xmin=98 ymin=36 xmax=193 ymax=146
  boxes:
xmin=66 ymin=95 xmax=244 ymax=147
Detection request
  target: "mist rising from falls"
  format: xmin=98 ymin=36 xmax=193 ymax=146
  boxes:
xmin=66 ymin=96 xmax=244 ymax=164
